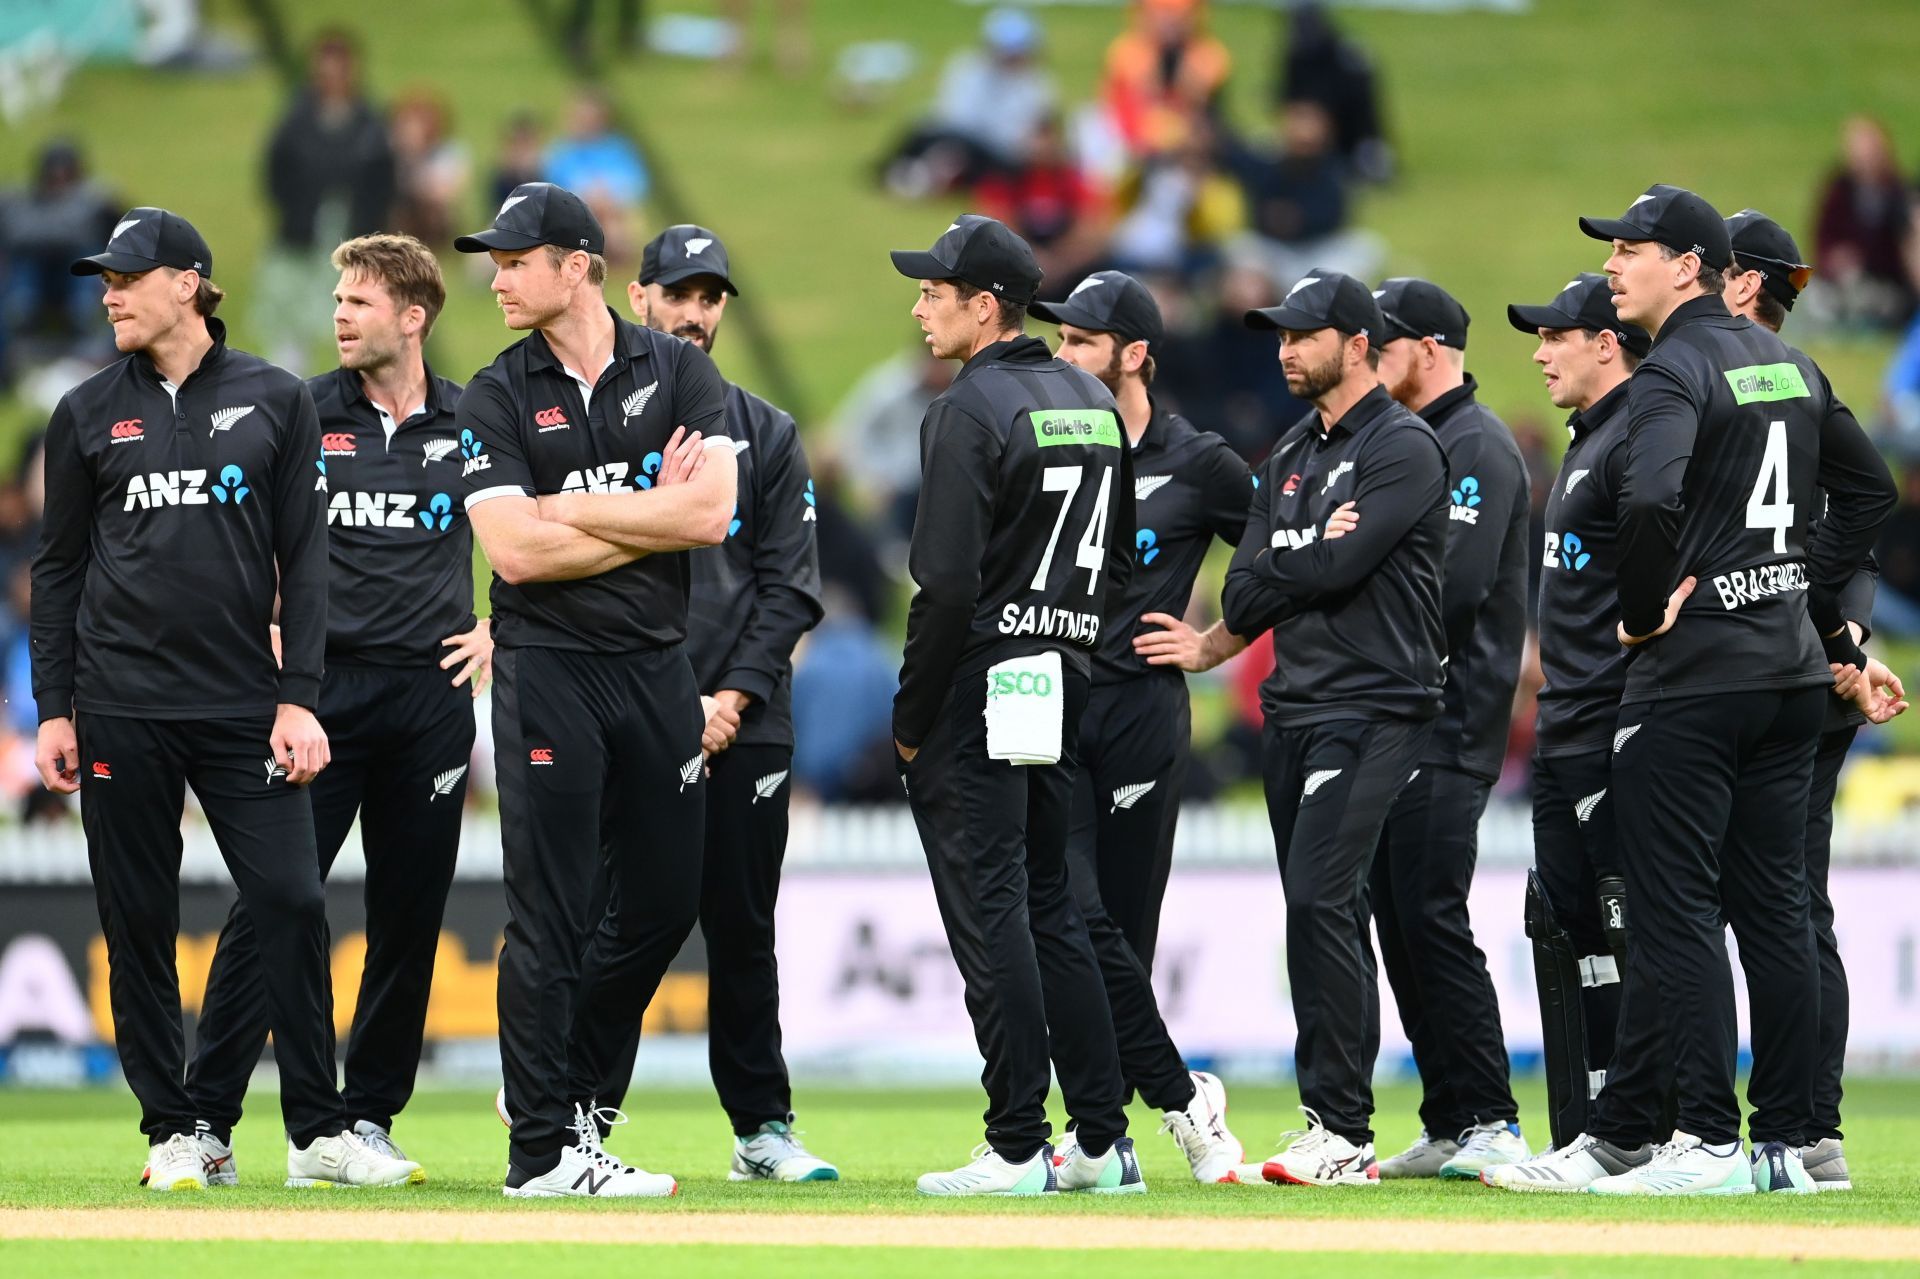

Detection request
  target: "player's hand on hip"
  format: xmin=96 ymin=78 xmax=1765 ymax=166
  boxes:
xmin=656 ymin=426 xmax=708 ymax=486
xmin=441 ymin=618 xmax=495 ymax=698
xmin=1323 ymin=501 xmax=1359 ymax=540
xmin=1618 ymin=576 xmax=1697 ymax=646
xmin=35 ymin=717 xmax=80 ymax=794
xmin=1133 ymin=612 xmax=1210 ymax=672
xmin=271 ymin=704 xmax=330 ymax=785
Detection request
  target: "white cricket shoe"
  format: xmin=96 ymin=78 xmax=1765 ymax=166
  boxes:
xmin=917 ymin=1143 xmax=1056 ymax=1196
xmin=1377 ymin=1128 xmax=1462 ymax=1180
xmin=502 ymin=1104 xmax=677 ymax=1198
xmin=196 ymin=1121 xmax=237 ymax=1187
xmin=1159 ymin=1071 xmax=1246 ymax=1183
xmin=1439 ymin=1120 xmax=1530 ymax=1179
xmin=1057 ymin=1135 xmax=1146 ymax=1194
xmin=286 ymin=1128 xmax=423 ymax=1188
xmin=1797 ymin=1137 xmax=1852 ymax=1191
xmin=1587 ymin=1131 xmax=1754 ymax=1197
xmin=144 ymin=1133 xmax=207 ymax=1193
xmin=730 ymin=1119 xmax=840 ymax=1182
xmin=352 ymin=1119 xmax=422 ymax=1180
xmin=1259 ymin=1108 xmax=1379 ymax=1187
xmin=1751 ymin=1140 xmax=1817 ymax=1194
xmin=1481 ymin=1132 xmax=1652 ymax=1193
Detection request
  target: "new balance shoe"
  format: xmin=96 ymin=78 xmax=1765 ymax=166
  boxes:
xmin=1159 ymin=1071 xmax=1245 ymax=1183
xmin=917 ymin=1143 xmax=1056 ymax=1196
xmin=196 ymin=1120 xmax=237 ymax=1187
xmin=1057 ymin=1135 xmax=1147 ymax=1195
xmin=285 ymin=1128 xmax=423 ymax=1188
xmin=1586 ymin=1131 xmax=1754 ymax=1197
xmin=502 ymin=1104 xmax=677 ymax=1198
xmin=730 ymin=1119 xmax=840 ymax=1182
xmin=1259 ymin=1108 xmax=1379 ymax=1187
xmin=1798 ymin=1138 xmax=1852 ymax=1191
xmin=1751 ymin=1140 xmax=1817 ymax=1194
xmin=1439 ymin=1120 xmax=1530 ymax=1179
xmin=143 ymin=1133 xmax=207 ymax=1192
xmin=1480 ymin=1132 xmax=1651 ymax=1193
xmin=352 ymin=1120 xmax=425 ymax=1182
xmin=1377 ymin=1129 xmax=1462 ymax=1180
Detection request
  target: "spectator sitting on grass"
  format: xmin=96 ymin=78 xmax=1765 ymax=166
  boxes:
xmin=975 ymin=114 xmax=1107 ymax=293
xmin=880 ymin=7 xmax=1056 ymax=199
xmin=1804 ymin=115 xmax=1915 ymax=332
xmin=0 ymin=141 xmax=119 ymax=377
xmin=1276 ymin=1 xmax=1392 ymax=185
xmin=389 ymin=88 xmax=470 ymax=249
xmin=544 ymin=88 xmax=649 ymax=261
xmin=1223 ymin=99 xmax=1383 ymax=294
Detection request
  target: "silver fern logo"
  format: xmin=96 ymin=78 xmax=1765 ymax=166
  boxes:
xmin=1303 ymin=768 xmax=1343 ymax=797
xmin=1575 ymin=789 xmax=1608 ymax=824
xmin=422 ymin=439 xmax=458 ymax=467
xmin=430 ymin=765 xmax=469 ymax=801
xmin=678 ymin=755 xmax=704 ymax=792
xmin=622 ymin=382 xmax=659 ymax=425
xmin=753 ymin=770 xmax=789 ymax=803
xmin=728 ymin=438 xmax=751 ymax=456
xmin=263 ymin=758 xmax=287 ymax=786
xmin=1110 ymin=781 xmax=1156 ymax=813
xmin=1564 ymin=468 xmax=1590 ymax=497
xmin=1613 ymin=724 xmax=1642 ymax=753
xmin=1134 ymin=475 xmax=1172 ymax=501
xmin=210 ymin=405 xmax=256 ymax=436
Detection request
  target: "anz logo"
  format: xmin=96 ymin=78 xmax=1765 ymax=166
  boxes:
xmin=123 ymin=466 xmax=250 ymax=510
xmin=560 ymin=462 xmax=632 ymax=493
xmin=328 ymin=490 xmax=423 ymax=529
xmin=1269 ymin=525 xmax=1318 ymax=552
xmin=1135 ymin=527 xmax=1160 ymax=565
xmin=632 ymin=450 xmax=666 ymax=490
xmin=1543 ymin=530 xmax=1591 ymax=571
xmin=1450 ymin=474 xmax=1482 ymax=524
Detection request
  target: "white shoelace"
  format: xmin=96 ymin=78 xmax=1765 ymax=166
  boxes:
xmin=1645 ymin=1137 xmax=1702 ymax=1170
xmin=1455 ymin=1125 xmax=1510 ymax=1156
xmin=356 ymin=1127 xmax=402 ymax=1160
xmin=1271 ymin=1106 xmax=1333 ymax=1157
xmin=158 ymin=1132 xmax=198 ymax=1169
xmin=571 ymin=1104 xmax=631 ymax=1171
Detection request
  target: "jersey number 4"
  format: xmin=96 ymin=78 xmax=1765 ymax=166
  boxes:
xmin=1032 ymin=464 xmax=1114 ymax=594
xmin=1746 ymin=419 xmax=1793 ymax=554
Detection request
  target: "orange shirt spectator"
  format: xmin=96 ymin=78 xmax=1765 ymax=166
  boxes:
xmin=1102 ymin=0 xmax=1231 ymax=156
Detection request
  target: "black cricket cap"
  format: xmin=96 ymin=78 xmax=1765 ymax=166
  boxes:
xmin=1506 ymin=272 xmax=1652 ymax=358
xmin=1726 ymin=209 xmax=1812 ymax=309
xmin=1373 ymin=277 xmax=1470 ymax=349
xmin=1244 ymin=269 xmax=1383 ymax=339
xmin=1029 ymin=270 xmax=1163 ymax=346
xmin=455 ymin=182 xmax=605 ymax=256
xmin=640 ymin=224 xmax=738 ymax=295
xmin=890 ymin=214 xmax=1043 ymax=307
xmin=1579 ymin=183 xmax=1732 ymax=270
xmin=71 ymin=207 xmax=213 ymax=278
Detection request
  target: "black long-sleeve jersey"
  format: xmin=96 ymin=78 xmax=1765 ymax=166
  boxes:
xmin=308 ymin=365 xmax=475 ymax=666
xmin=1536 ymin=381 xmax=1632 ymax=757
xmin=685 ymin=381 xmax=824 ymax=749
xmin=1616 ymin=295 xmax=1896 ymax=705
xmin=894 ymin=335 xmax=1135 ymax=749
xmin=1223 ymin=384 xmax=1448 ymax=726
xmin=32 ymin=318 xmax=327 ymax=720
xmin=1417 ymin=375 xmax=1530 ymax=781
xmin=457 ymin=312 xmax=727 ymax=653
xmin=1094 ymin=400 xmax=1251 ymax=685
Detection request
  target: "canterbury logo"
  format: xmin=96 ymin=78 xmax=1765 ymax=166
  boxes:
xmin=1303 ymin=768 xmax=1343 ymax=797
xmin=430 ymin=765 xmax=469 ymax=800
xmin=529 ymin=748 xmax=554 ymax=765
xmin=1613 ymin=725 xmax=1642 ymax=753
xmin=320 ymin=432 xmax=356 ymax=455
xmin=110 ymin=419 xmax=144 ymax=441
xmin=622 ymin=382 xmax=659 ymax=422
xmin=1111 ymin=781 xmax=1156 ymax=813
xmin=534 ymin=406 xmax=568 ymax=428
xmin=679 ymin=755 xmax=704 ymax=791
xmin=1575 ymin=789 xmax=1607 ymax=824
xmin=209 ymin=406 xmax=255 ymax=435
xmin=422 ymin=439 xmax=458 ymax=466
xmin=1564 ymin=469 xmax=1590 ymax=496
xmin=1135 ymin=475 xmax=1172 ymax=501
xmin=753 ymin=770 xmax=789 ymax=803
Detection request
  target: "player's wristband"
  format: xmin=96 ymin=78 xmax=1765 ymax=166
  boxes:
xmin=1821 ymin=627 xmax=1868 ymax=671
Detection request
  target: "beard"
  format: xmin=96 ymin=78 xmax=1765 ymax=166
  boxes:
xmin=644 ymin=313 xmax=714 ymax=352
xmin=338 ymin=332 xmax=402 ymax=371
xmin=1288 ymin=347 xmax=1347 ymax=401
xmin=1090 ymin=342 xmax=1126 ymax=395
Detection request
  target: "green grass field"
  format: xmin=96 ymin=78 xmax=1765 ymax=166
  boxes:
xmin=3 ymin=1081 xmax=1919 ymax=1274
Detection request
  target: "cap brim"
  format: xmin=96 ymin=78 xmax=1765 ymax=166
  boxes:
xmin=453 ymin=227 xmax=548 ymax=254
xmin=70 ymin=251 xmax=165 ymax=277
xmin=1578 ymin=216 xmax=1647 ymax=244
xmin=1245 ymin=304 xmax=1325 ymax=331
xmin=1028 ymin=298 xmax=1104 ymax=330
xmin=1506 ymin=302 xmax=1579 ymax=335
xmin=644 ymin=265 xmax=739 ymax=295
xmin=890 ymin=249 xmax=953 ymax=281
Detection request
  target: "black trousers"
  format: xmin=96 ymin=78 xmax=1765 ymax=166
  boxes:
xmin=589 ymin=742 xmax=798 ymax=1137
xmin=1807 ymin=724 xmax=1856 ymax=1142
xmin=76 ymin=713 xmax=346 ymax=1146
xmin=1611 ymin=686 xmax=1824 ymax=1147
xmin=1262 ymin=714 xmax=1432 ymax=1145
xmin=1367 ymin=764 xmax=1517 ymax=1135
xmin=1531 ymin=746 xmax=1671 ymax=1146
xmin=188 ymin=665 xmax=474 ymax=1137
xmin=1064 ymin=671 xmax=1194 ymax=1113
xmin=494 ymin=646 xmax=706 ymax=1168
xmin=906 ymin=665 xmax=1128 ymax=1162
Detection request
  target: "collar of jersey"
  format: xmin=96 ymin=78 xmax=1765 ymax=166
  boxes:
xmin=1318 ymin=383 xmax=1396 ymax=440
xmin=955 ymin=334 xmax=1052 ymax=382
xmin=1649 ymin=293 xmax=1746 ymax=349
xmin=1414 ymin=373 xmax=1480 ymax=430
xmin=1568 ymin=380 xmax=1630 ymax=441
xmin=133 ymin=315 xmax=228 ymax=387
xmin=524 ymin=308 xmax=654 ymax=376
xmin=335 ymin=361 xmax=456 ymax=425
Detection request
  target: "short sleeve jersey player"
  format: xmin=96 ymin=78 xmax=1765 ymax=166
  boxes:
xmin=893 ymin=335 xmax=1136 ymax=749
xmin=456 ymin=312 xmax=727 ymax=653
